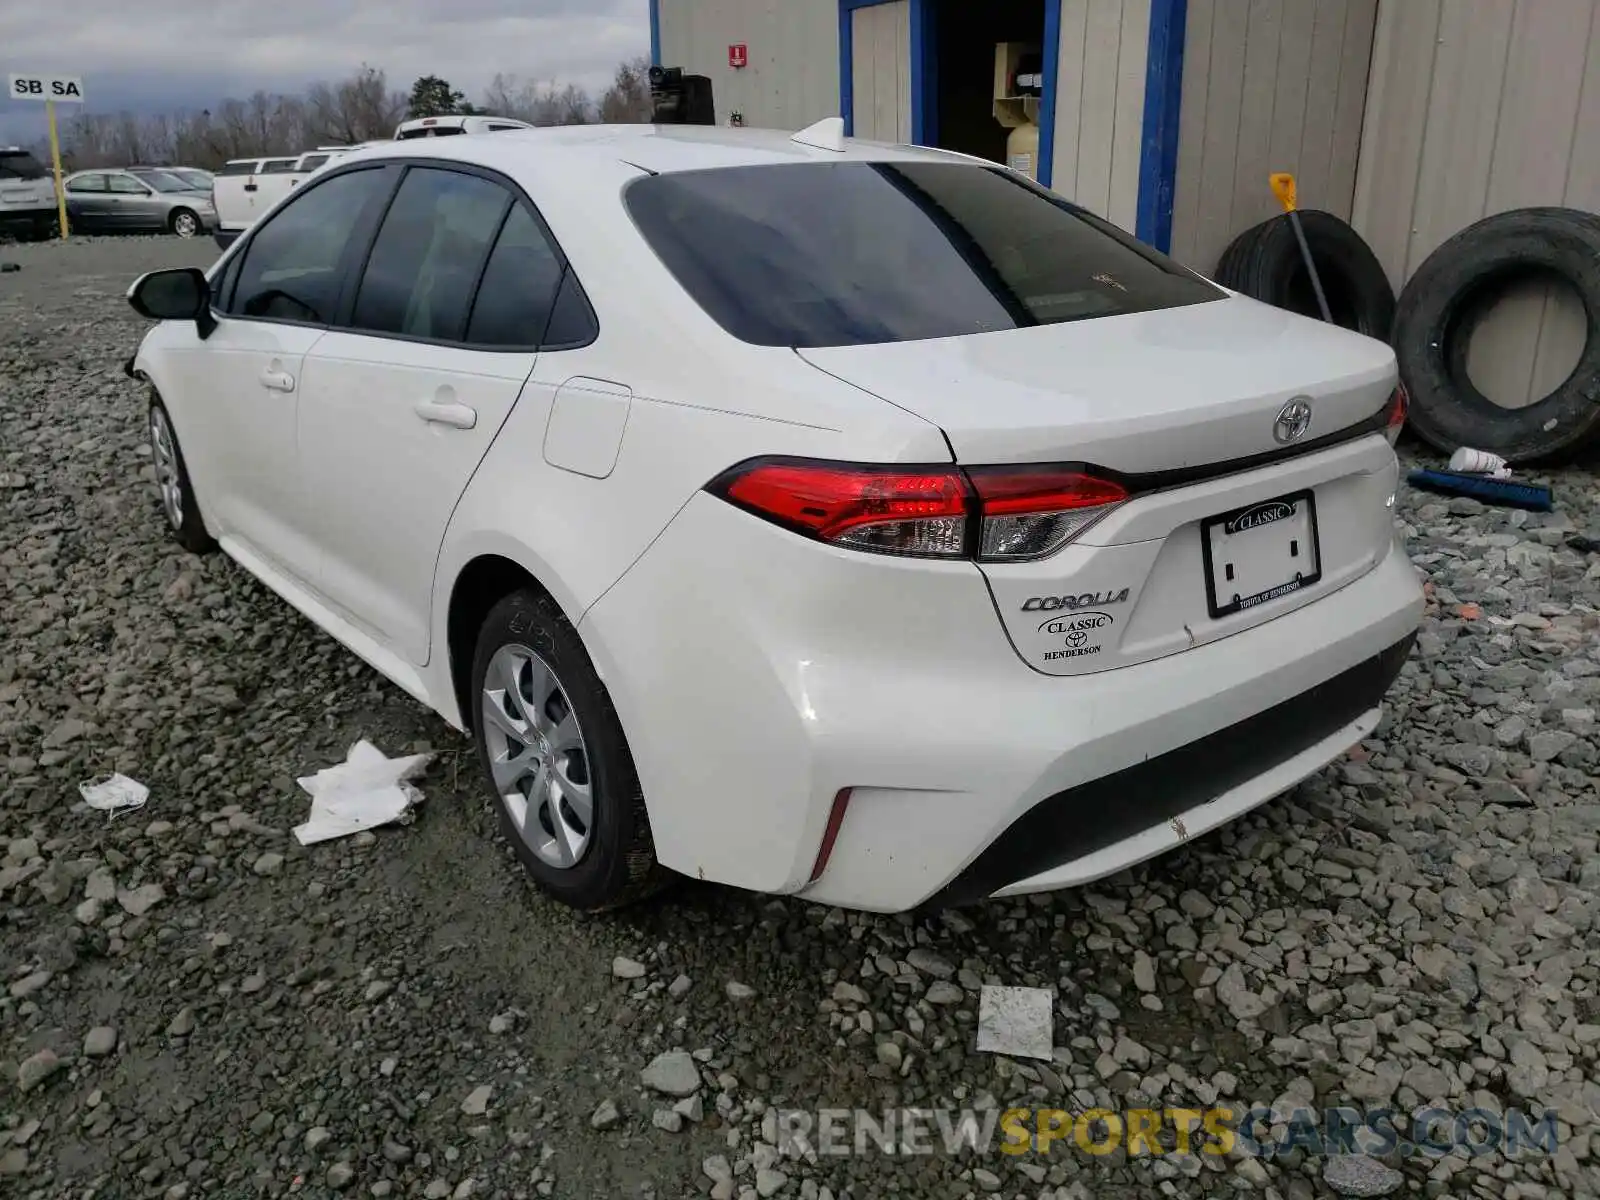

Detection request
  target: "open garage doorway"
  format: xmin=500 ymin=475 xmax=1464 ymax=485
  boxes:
xmin=931 ymin=0 xmax=1048 ymax=174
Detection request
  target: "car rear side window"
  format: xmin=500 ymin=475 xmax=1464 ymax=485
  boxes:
xmin=463 ymin=204 xmax=574 ymax=348
xmin=624 ymin=161 xmax=1224 ymax=348
xmin=350 ymin=167 xmax=510 ymax=341
xmin=216 ymin=160 xmax=258 ymax=176
xmin=0 ymin=151 xmax=47 ymax=180
xmin=232 ymin=167 xmax=393 ymax=324
xmin=67 ymin=174 xmax=107 ymax=193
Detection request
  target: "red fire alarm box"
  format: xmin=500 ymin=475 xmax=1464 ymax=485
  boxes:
xmin=729 ymin=43 xmax=748 ymax=69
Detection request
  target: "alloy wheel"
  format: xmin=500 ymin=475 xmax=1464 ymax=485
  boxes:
xmin=480 ymin=643 xmax=594 ymax=869
xmin=149 ymin=407 xmax=184 ymax=529
xmin=173 ymin=212 xmax=197 ymax=238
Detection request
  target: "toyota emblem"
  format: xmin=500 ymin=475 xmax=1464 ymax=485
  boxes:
xmin=1274 ymin=397 xmax=1313 ymax=444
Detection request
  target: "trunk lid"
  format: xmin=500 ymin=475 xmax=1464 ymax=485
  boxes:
xmin=797 ymin=293 xmax=1395 ymax=472
xmin=798 ymin=296 xmax=1403 ymax=677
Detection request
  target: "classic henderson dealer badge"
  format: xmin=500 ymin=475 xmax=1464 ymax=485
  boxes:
xmin=1040 ymin=610 xmax=1115 ymax=661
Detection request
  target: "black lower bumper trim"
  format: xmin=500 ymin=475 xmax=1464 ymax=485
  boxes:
xmin=926 ymin=632 xmax=1417 ymax=910
xmin=213 ymin=230 xmax=240 ymax=250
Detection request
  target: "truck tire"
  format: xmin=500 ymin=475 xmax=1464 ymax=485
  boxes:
xmin=1393 ymin=207 xmax=1600 ymax=463
xmin=1213 ymin=211 xmax=1395 ymax=340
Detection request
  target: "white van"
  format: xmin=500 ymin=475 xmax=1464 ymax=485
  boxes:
xmin=393 ymin=115 xmax=536 ymax=138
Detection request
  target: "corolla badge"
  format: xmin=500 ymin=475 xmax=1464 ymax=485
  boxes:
xmin=1274 ymin=397 xmax=1313 ymax=444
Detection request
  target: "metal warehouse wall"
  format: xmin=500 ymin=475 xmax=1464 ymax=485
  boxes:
xmin=850 ymin=1 xmax=912 ymax=141
xmin=1352 ymin=0 xmax=1600 ymax=408
xmin=1169 ymin=0 xmax=1378 ymax=273
xmin=655 ymin=0 xmax=840 ymax=131
xmin=1052 ymin=0 xmax=1154 ymax=232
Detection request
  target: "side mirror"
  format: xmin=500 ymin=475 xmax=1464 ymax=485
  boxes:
xmin=127 ymin=267 xmax=217 ymax=339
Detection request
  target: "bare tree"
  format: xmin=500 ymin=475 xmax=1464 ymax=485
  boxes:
xmin=46 ymin=57 xmax=640 ymax=170
xmin=598 ymin=56 xmax=653 ymax=123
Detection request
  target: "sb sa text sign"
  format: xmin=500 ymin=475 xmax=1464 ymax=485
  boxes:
xmin=8 ymin=74 xmax=86 ymax=103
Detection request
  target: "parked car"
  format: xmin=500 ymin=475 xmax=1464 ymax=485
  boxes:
xmin=122 ymin=123 xmax=1423 ymax=913
xmin=211 ymin=148 xmax=367 ymax=249
xmin=0 ymin=146 xmax=57 ymax=240
xmin=394 ymin=114 xmax=536 ymax=138
xmin=63 ymin=168 xmax=216 ymax=237
xmin=128 ymin=165 xmax=214 ymax=191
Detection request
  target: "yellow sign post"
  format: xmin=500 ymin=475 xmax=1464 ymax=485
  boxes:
xmin=6 ymin=72 xmax=86 ymax=241
xmin=46 ymin=99 xmax=69 ymax=241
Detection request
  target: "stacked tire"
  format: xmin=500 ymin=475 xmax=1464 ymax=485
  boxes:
xmin=1214 ymin=205 xmax=1600 ymax=463
xmin=1391 ymin=207 xmax=1600 ymax=463
xmin=1213 ymin=210 xmax=1396 ymax=340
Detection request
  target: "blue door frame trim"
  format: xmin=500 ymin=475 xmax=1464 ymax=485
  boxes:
xmin=1036 ymin=0 xmax=1062 ymax=190
xmin=1134 ymin=0 xmax=1187 ymax=252
xmin=648 ymin=0 xmax=661 ymax=67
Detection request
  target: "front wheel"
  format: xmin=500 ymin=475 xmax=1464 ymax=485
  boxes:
xmin=148 ymin=399 xmax=216 ymax=554
xmin=469 ymin=589 xmax=665 ymax=911
xmin=170 ymin=209 xmax=199 ymax=239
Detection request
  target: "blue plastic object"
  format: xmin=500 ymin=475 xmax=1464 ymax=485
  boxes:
xmin=1407 ymin=469 xmax=1554 ymax=512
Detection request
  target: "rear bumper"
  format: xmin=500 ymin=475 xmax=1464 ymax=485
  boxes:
xmin=927 ymin=630 xmax=1414 ymax=908
xmin=581 ymin=489 xmax=1424 ymax=913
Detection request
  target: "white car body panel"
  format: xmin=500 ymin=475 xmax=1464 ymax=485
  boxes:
xmin=131 ymin=123 xmax=1425 ymax=912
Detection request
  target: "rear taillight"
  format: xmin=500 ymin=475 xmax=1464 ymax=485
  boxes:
xmin=966 ymin=466 xmax=1128 ymax=561
xmin=1383 ymin=383 xmax=1407 ymax=446
xmin=716 ymin=460 xmax=970 ymax=557
xmin=709 ymin=458 xmax=1127 ymax=562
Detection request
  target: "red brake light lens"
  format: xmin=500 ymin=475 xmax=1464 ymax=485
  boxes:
xmin=967 ymin=467 xmax=1128 ymax=561
xmin=710 ymin=459 xmax=1129 ymax=561
xmin=1383 ymin=383 xmax=1408 ymax=446
xmin=717 ymin=461 xmax=971 ymax=557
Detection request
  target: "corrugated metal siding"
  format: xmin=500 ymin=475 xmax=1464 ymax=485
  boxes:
xmin=1169 ymin=0 xmax=1377 ymax=273
xmin=657 ymin=0 xmax=840 ymax=131
xmin=851 ymin=1 xmax=913 ymax=142
xmin=1353 ymin=0 xmax=1600 ymax=407
xmin=1051 ymin=0 xmax=1151 ymax=230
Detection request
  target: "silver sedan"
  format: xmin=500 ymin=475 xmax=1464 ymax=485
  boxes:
xmin=63 ymin=168 xmax=217 ymax=238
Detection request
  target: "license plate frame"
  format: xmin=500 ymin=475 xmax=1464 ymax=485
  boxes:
xmin=1200 ymin=488 xmax=1322 ymax=620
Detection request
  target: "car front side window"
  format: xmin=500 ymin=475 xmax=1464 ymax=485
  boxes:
xmin=229 ymin=167 xmax=394 ymax=325
xmin=107 ymin=174 xmax=148 ymax=195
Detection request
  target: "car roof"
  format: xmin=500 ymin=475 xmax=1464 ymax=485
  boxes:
xmin=341 ymin=121 xmax=980 ymax=178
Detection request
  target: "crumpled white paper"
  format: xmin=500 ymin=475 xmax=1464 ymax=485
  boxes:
xmin=292 ymin=740 xmax=433 ymax=846
xmin=975 ymin=984 xmax=1055 ymax=1061
xmin=79 ymin=773 xmax=150 ymax=818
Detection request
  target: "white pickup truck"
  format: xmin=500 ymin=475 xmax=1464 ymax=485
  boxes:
xmin=210 ymin=147 xmax=361 ymax=248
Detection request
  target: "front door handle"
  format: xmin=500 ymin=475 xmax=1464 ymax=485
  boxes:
xmin=413 ymin=399 xmax=477 ymax=430
xmin=259 ymin=369 xmax=295 ymax=393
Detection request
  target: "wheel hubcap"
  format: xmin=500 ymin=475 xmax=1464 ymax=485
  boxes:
xmin=149 ymin=409 xmax=184 ymax=529
xmin=480 ymin=644 xmax=593 ymax=869
xmin=175 ymin=214 xmax=196 ymax=237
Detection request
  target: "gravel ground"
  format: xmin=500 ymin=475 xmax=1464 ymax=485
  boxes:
xmin=3 ymin=236 xmax=1599 ymax=1200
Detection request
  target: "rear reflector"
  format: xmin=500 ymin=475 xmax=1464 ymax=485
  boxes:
xmin=808 ymin=788 xmax=853 ymax=883
xmin=1383 ymin=383 xmax=1408 ymax=446
xmin=708 ymin=458 xmax=1128 ymax=561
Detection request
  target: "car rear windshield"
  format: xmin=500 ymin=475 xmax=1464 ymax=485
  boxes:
xmin=0 ymin=151 xmax=47 ymax=181
xmin=396 ymin=126 xmax=465 ymax=139
xmin=624 ymin=161 xmax=1224 ymax=348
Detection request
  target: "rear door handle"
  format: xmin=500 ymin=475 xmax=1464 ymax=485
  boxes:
xmin=413 ymin=400 xmax=477 ymax=429
xmin=259 ymin=369 xmax=295 ymax=393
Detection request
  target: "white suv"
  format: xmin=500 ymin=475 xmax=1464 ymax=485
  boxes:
xmin=0 ymin=148 xmax=58 ymax=239
xmin=123 ymin=125 xmax=1423 ymax=913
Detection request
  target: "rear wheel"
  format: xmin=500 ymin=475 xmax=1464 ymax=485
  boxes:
xmin=170 ymin=209 xmax=199 ymax=239
xmin=148 ymin=399 xmax=216 ymax=554
xmin=469 ymin=589 xmax=666 ymax=911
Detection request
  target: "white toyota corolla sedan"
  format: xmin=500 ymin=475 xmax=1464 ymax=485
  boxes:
xmin=124 ymin=121 xmax=1423 ymax=913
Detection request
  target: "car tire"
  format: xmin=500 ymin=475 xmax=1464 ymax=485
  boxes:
xmin=147 ymin=397 xmax=217 ymax=554
xmin=1213 ymin=210 xmax=1396 ymax=340
xmin=1393 ymin=207 xmax=1600 ymax=463
xmin=469 ymin=589 xmax=667 ymax=911
xmin=170 ymin=209 xmax=200 ymax=239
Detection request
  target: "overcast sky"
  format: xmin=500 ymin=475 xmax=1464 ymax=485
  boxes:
xmin=0 ymin=0 xmax=649 ymax=142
